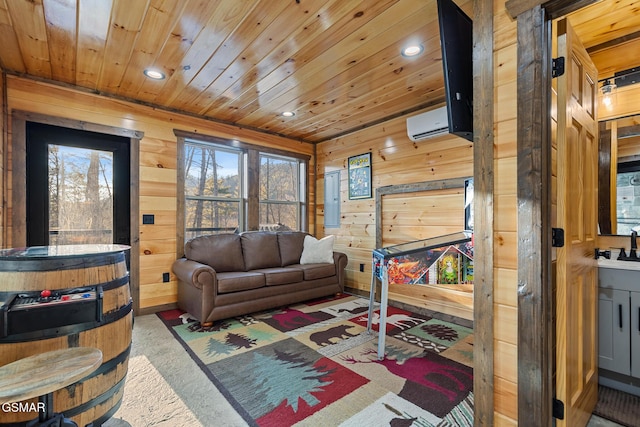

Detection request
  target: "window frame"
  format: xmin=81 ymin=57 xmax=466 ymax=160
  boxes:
xmin=183 ymin=140 xmax=245 ymax=238
xmin=259 ymin=152 xmax=306 ymax=230
xmin=175 ymin=130 xmax=310 ymax=255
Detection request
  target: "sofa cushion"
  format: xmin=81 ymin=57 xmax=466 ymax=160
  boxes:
xmin=185 ymin=234 xmax=245 ymax=272
xmin=241 ymin=232 xmax=281 ymax=270
xmin=278 ymin=232 xmax=308 ymax=266
xmin=289 ymin=263 xmax=336 ymax=280
xmin=300 ymin=235 xmax=335 ymax=264
xmin=217 ymin=271 xmax=265 ymax=293
xmin=254 ymin=267 xmax=304 ymax=286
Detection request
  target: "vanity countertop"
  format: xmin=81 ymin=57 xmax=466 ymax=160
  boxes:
xmin=598 ymin=249 xmax=640 ymax=271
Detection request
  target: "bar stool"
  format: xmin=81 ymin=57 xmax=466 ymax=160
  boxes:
xmin=0 ymin=347 xmax=102 ymax=427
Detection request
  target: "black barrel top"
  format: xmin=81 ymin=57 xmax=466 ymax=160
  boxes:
xmin=0 ymin=244 xmax=131 ymax=272
xmin=0 ymin=244 xmax=130 ymax=260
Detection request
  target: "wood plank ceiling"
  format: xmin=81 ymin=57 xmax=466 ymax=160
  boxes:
xmin=0 ymin=0 xmax=638 ymax=143
xmin=568 ymin=0 xmax=640 ymax=80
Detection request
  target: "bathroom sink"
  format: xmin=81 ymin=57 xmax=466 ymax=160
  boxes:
xmin=598 ymin=249 xmax=640 ymax=271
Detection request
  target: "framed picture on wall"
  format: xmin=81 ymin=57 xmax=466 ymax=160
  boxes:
xmin=348 ymin=152 xmax=372 ymax=200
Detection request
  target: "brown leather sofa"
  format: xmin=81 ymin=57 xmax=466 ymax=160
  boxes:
xmin=172 ymin=231 xmax=348 ymax=325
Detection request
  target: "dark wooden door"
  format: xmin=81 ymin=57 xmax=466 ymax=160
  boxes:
xmin=26 ymin=122 xmax=131 ymax=247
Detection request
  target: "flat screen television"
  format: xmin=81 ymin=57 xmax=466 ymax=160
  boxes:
xmin=437 ymin=0 xmax=473 ymax=142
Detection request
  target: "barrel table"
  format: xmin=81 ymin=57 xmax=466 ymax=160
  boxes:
xmin=0 ymin=347 xmax=103 ymax=425
xmin=0 ymin=245 xmax=132 ymax=427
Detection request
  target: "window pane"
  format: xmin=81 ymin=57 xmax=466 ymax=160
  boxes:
xmin=260 ymin=203 xmax=298 ymax=230
xmin=185 ymin=145 xmax=239 ymax=198
xmin=260 ymin=156 xmax=297 ymax=201
xmin=185 ymin=199 xmax=239 ymax=239
xmin=49 ymin=145 xmax=113 ymax=245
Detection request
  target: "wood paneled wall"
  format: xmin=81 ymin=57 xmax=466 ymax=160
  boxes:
xmin=489 ymin=3 xmax=638 ymax=424
xmin=2 ymin=75 xmax=315 ymax=312
xmin=598 ymin=84 xmax=640 ymax=122
xmin=315 ymin=109 xmax=473 ymax=316
xmin=380 ymin=187 xmax=466 ymax=246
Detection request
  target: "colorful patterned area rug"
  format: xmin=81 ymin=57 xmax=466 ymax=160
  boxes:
xmin=157 ymin=295 xmax=474 ymax=427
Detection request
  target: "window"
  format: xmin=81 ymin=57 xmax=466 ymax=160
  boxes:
xmin=178 ymin=132 xmax=309 ymax=243
xmin=259 ymin=154 xmax=305 ymax=230
xmin=49 ymin=145 xmax=114 ymax=245
xmin=184 ymin=141 xmax=243 ymax=240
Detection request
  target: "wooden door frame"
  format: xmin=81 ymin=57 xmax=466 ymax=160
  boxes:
xmin=504 ymin=0 xmax=598 ymax=425
xmin=10 ymin=110 xmax=143 ymax=315
xmin=472 ymin=0 xmax=495 ymax=424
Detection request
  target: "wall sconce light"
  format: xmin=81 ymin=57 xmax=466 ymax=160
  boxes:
xmin=601 ymin=79 xmax=617 ymax=111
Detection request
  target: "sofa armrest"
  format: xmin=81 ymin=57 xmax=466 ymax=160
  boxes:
xmin=172 ymin=258 xmax=217 ymax=291
xmin=333 ymin=251 xmax=348 ymax=291
xmin=172 ymin=258 xmax=219 ymax=323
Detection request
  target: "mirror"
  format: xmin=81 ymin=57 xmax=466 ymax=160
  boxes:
xmin=598 ymin=114 xmax=640 ymax=235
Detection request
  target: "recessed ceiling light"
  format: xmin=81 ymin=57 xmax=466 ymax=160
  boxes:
xmin=401 ymin=44 xmax=424 ymax=57
xmin=281 ymin=111 xmax=295 ymax=117
xmin=143 ymin=68 xmax=165 ymax=80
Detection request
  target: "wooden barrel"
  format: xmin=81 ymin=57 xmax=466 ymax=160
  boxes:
xmin=0 ymin=245 xmax=132 ymax=427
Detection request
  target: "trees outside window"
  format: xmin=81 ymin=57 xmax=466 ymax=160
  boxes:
xmin=259 ymin=154 xmax=303 ymax=230
xmin=182 ymin=138 xmax=307 ymax=240
xmin=48 ymin=145 xmax=113 ymax=245
xmin=184 ymin=142 xmax=242 ymax=240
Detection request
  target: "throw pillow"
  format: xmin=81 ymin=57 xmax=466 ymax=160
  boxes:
xmin=300 ymin=235 xmax=335 ymax=264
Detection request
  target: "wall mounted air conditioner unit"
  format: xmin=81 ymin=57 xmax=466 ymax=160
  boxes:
xmin=406 ymin=106 xmax=449 ymax=141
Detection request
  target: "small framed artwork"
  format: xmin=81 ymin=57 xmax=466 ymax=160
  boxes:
xmin=348 ymin=153 xmax=372 ymax=200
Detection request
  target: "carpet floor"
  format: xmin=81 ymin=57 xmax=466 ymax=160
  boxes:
xmin=101 ymin=296 xmax=625 ymax=427
xmin=104 ymin=314 xmax=247 ymax=427
xmin=156 ymin=295 xmax=474 ymax=427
